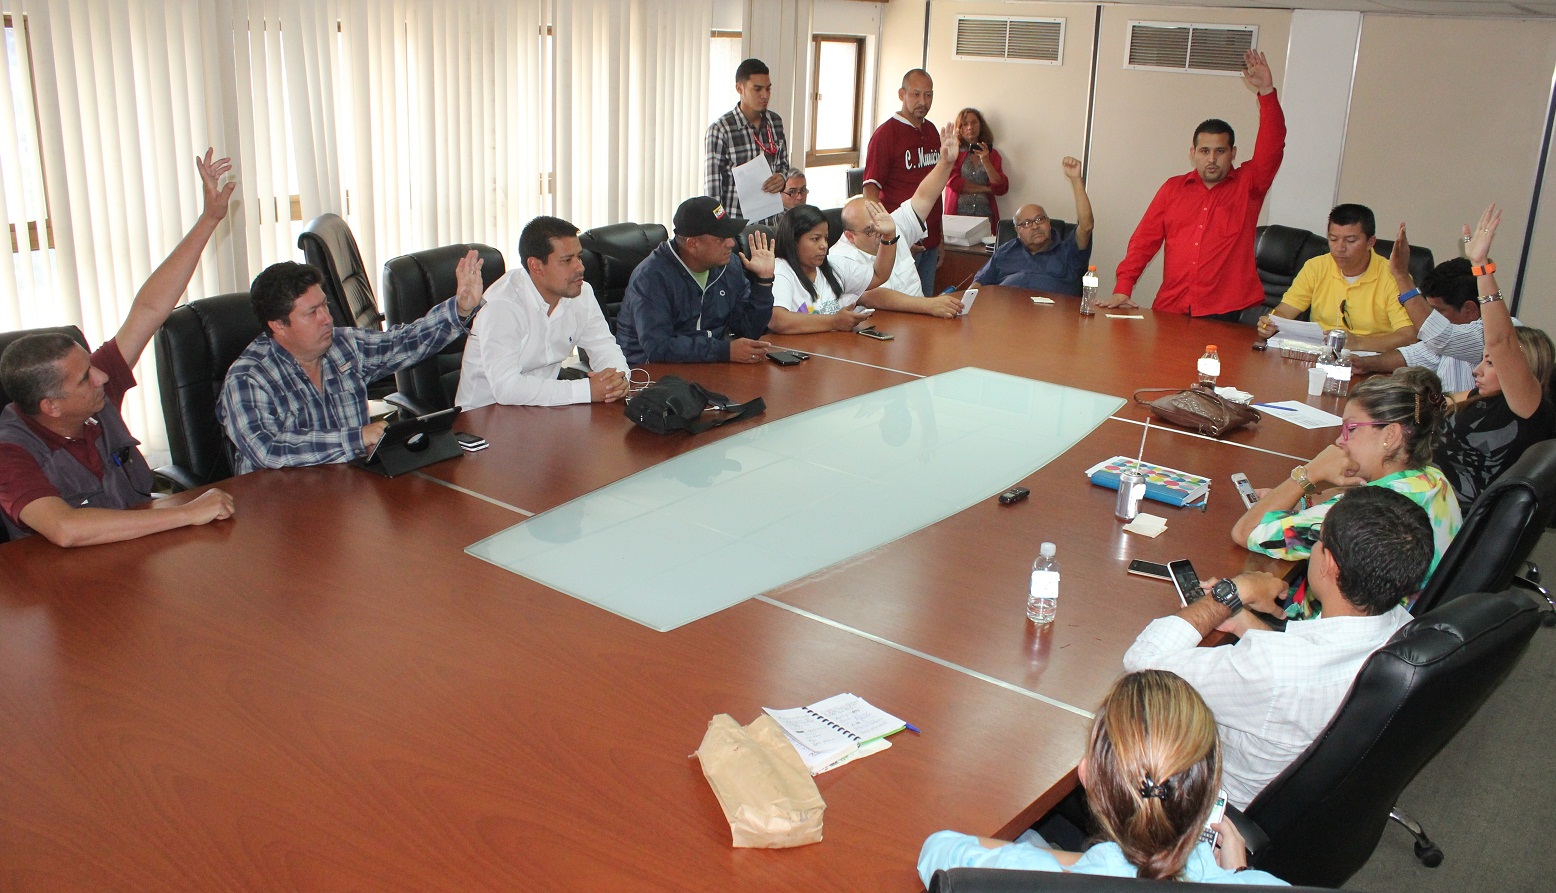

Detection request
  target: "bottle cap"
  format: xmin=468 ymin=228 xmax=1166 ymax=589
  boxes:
xmin=1040 ymin=542 xmax=1056 ymax=557
xmin=1087 ymin=265 xmax=1097 ymax=271
xmin=1205 ymin=344 xmax=1217 ymax=352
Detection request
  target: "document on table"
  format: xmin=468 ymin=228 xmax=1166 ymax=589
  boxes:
xmin=1267 ymin=318 xmax=1327 ymax=347
xmin=763 ymin=693 xmax=909 ymax=774
xmin=1255 ymin=401 xmax=1345 ymax=429
xmin=732 ymin=155 xmax=783 ymax=222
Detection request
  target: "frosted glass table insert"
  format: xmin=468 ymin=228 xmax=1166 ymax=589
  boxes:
xmin=466 ymin=367 xmax=1123 ymax=631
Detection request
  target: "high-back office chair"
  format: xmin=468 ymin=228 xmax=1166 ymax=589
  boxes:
xmin=578 ymin=222 xmax=668 ymax=331
xmin=153 ymin=293 xmax=265 ymax=489
xmin=1413 ymin=440 xmax=1556 ymax=617
xmin=1248 ymin=224 xmax=1328 ymax=325
xmin=298 ymin=213 xmax=384 ymax=330
xmin=1231 ymin=588 xmax=1543 ymax=887
xmin=381 ymin=243 xmax=505 ymax=414
xmin=821 ymin=207 xmax=845 ymax=248
xmin=0 ymin=325 xmax=91 ymax=544
xmin=928 ymin=867 xmax=1342 ymax=892
xmin=845 ymin=167 xmax=865 ymax=198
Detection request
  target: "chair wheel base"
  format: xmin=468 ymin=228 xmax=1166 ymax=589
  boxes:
xmin=1413 ymin=842 xmax=1444 ymax=868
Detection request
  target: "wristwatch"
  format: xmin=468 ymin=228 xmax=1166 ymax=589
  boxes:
xmin=1210 ymin=578 xmax=1244 ymax=614
xmin=1290 ymin=465 xmax=1318 ymax=497
xmin=880 ymin=235 xmax=901 ymax=245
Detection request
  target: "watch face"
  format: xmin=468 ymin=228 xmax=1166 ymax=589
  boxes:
xmin=1212 ymin=579 xmax=1238 ymax=603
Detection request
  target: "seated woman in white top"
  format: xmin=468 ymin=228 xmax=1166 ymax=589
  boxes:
xmin=918 ymin=670 xmax=1288 ymax=886
xmin=767 ymin=204 xmax=875 ymax=334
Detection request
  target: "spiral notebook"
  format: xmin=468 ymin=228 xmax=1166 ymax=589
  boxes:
xmin=762 ymin=693 xmax=908 ymax=775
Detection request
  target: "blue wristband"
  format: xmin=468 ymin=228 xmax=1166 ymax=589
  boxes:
xmin=1397 ymin=287 xmax=1421 ymax=305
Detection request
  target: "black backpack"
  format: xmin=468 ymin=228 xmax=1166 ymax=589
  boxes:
xmin=624 ymin=375 xmax=765 ymax=434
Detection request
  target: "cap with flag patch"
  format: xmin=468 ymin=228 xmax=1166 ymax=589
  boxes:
xmin=673 ymin=196 xmax=747 ymax=239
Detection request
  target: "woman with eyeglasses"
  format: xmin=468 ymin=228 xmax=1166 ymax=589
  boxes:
xmin=1431 ymin=204 xmax=1556 ymax=513
xmin=944 ymin=108 xmax=1008 ymax=227
xmin=918 ymin=670 xmax=1286 ymax=885
xmin=1231 ymin=371 xmax=1461 ymax=586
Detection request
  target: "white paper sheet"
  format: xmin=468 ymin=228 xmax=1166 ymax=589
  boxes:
xmin=1253 ymin=400 xmax=1345 ymax=429
xmin=732 ymin=155 xmax=783 ymax=222
xmin=1266 ymin=319 xmax=1327 ymax=347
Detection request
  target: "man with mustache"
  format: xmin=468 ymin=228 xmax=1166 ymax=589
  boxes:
xmin=458 ymin=216 xmax=628 ymax=408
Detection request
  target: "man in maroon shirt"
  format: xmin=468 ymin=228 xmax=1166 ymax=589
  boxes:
xmin=0 ymin=150 xmax=237 ymax=547
xmin=1102 ymin=50 xmax=1285 ymax=319
xmin=863 ymin=68 xmax=943 ymax=297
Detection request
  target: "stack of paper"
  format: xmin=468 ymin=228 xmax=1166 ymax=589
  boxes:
xmin=763 ymin=693 xmax=909 ymax=775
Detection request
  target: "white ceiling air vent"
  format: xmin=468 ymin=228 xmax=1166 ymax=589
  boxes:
xmin=954 ymin=16 xmax=1064 ymax=65
xmin=1125 ymin=22 xmax=1257 ymax=75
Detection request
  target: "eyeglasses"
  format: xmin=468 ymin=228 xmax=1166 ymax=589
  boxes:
xmin=783 ymin=186 xmax=809 ymax=198
xmin=1337 ymin=420 xmax=1391 ymax=443
xmin=1014 ymin=216 xmax=1048 ymax=229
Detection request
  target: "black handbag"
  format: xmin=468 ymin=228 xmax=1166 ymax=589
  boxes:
xmin=624 ymin=375 xmax=766 ymax=434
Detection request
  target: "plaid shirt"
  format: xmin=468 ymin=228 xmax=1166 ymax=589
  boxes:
xmin=704 ymin=105 xmax=789 ymax=219
xmin=219 ymin=298 xmax=468 ymax=474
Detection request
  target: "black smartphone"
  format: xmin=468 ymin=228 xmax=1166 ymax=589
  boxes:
xmin=1168 ymin=559 xmax=1204 ymax=606
xmin=767 ymin=349 xmax=804 ymax=366
xmin=1126 ymin=559 xmax=1171 ymax=581
xmin=455 ymin=432 xmax=489 ymax=452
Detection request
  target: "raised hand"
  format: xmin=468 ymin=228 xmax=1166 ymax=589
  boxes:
xmin=939 ymin=121 xmax=959 ymax=160
xmin=865 ymin=201 xmax=897 ymax=242
xmin=1462 ymin=203 xmax=1501 ymax=266
xmin=1389 ymin=222 xmax=1415 ymax=288
xmin=740 ymin=229 xmax=776 ymax=280
xmin=1242 ymin=49 xmax=1273 ymax=95
xmin=1061 ymin=156 xmax=1083 ymax=181
xmin=454 ymin=248 xmax=485 ymax=315
xmin=197 ymin=148 xmax=235 ymax=222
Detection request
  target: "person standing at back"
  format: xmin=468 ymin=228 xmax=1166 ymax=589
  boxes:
xmin=1101 ymin=50 xmax=1285 ymax=320
xmin=863 ymin=68 xmax=943 ymax=297
xmin=704 ymin=58 xmax=790 ymax=224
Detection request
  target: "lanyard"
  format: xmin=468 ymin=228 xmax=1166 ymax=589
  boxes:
xmin=749 ymin=114 xmax=778 ymax=157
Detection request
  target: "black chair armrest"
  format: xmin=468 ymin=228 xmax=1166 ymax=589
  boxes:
xmin=154 ymin=465 xmax=203 ymax=494
xmin=1222 ymin=803 xmax=1269 ymax=858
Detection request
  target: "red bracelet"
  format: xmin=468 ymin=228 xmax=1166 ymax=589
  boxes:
xmin=1471 ymin=261 xmax=1497 ymax=276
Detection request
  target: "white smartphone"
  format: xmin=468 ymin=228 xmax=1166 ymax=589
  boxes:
xmin=959 ymin=288 xmax=978 ymax=316
xmin=1200 ymin=790 xmax=1229 ymax=847
xmin=1126 ymin=559 xmax=1171 ymax=581
xmin=1231 ymin=473 xmax=1258 ymax=510
xmin=1168 ymin=559 xmax=1203 ymax=608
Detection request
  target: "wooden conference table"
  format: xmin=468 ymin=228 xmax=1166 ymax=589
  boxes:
xmin=0 ymin=286 xmax=1348 ymax=891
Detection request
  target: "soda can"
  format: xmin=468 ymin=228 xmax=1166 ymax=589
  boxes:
xmin=1115 ymin=469 xmax=1146 ymax=521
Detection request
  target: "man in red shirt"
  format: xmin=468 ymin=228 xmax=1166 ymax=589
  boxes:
xmin=1103 ymin=50 xmax=1285 ymax=320
xmin=0 ymin=150 xmax=237 ymax=546
xmin=863 ymin=68 xmax=943 ymax=297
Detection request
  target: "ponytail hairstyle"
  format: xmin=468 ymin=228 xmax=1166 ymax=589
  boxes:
xmin=1085 ymin=670 xmax=1222 ymax=881
xmin=1348 ymin=368 xmax=1447 ymax=468
xmin=773 ymin=204 xmax=843 ymax=302
xmin=1514 ymin=326 xmax=1555 ymax=398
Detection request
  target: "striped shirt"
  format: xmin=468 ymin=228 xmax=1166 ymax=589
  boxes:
xmin=219 ymin=298 xmax=468 ymax=473
xmin=1398 ymin=312 xmax=1517 ymax=394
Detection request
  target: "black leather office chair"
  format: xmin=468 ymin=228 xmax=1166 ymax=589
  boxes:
xmin=381 ymin=243 xmax=505 ymax=413
xmin=821 ymin=207 xmax=846 ymax=248
xmin=1413 ymin=439 xmax=1556 ymax=617
xmin=929 ymin=867 xmax=1340 ymax=892
xmin=1374 ymin=237 xmax=1434 ymax=294
xmin=1230 ymin=588 xmax=1544 ymax=887
xmin=298 ymin=213 xmax=384 ymax=330
xmin=737 ymin=222 xmax=776 ymax=263
xmin=153 ymin=293 xmax=265 ymax=489
xmin=578 ymin=222 xmax=668 ymax=331
xmin=1246 ymin=224 xmax=1328 ymax=326
xmin=845 ymin=167 xmax=865 ymax=198
xmin=0 ymin=325 xmax=89 ymax=412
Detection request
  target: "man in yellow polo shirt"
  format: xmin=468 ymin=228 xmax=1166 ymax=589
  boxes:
xmin=1256 ymin=203 xmax=1416 ymax=352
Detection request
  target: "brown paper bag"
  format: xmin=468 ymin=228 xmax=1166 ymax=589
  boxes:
xmin=695 ymin=713 xmax=826 ymax=848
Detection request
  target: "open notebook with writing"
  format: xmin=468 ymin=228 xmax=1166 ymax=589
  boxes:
xmin=762 ymin=693 xmax=909 ymax=775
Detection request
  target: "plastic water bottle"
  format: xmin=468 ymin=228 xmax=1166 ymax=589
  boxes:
xmin=1197 ymin=345 xmax=1220 ymax=388
xmin=1028 ymin=542 xmax=1060 ymax=624
xmin=1318 ymin=330 xmax=1352 ymax=396
xmin=1079 ymin=266 xmax=1098 ymax=316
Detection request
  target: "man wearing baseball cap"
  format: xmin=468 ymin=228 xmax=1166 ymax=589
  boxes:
xmin=615 ymin=196 xmax=776 ymax=365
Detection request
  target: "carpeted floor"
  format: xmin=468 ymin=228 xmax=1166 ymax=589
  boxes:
xmin=1345 ymin=534 xmax=1556 ymax=893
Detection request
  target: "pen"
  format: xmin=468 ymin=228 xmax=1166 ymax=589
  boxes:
xmin=1252 ymin=403 xmax=1297 ymax=411
xmin=904 ymin=722 xmax=922 ymax=734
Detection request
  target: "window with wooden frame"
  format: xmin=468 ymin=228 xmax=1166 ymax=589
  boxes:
xmin=806 ymin=34 xmax=864 ymax=168
xmin=4 ymin=13 xmax=51 ymax=254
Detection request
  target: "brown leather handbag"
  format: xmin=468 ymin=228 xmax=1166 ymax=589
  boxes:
xmin=1132 ymin=384 xmax=1262 ymax=438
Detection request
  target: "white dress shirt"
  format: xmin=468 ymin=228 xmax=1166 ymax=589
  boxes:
xmin=829 ymin=203 xmax=928 ymax=297
xmin=1398 ymin=312 xmax=1518 ymax=395
xmin=456 ymin=269 xmax=628 ymax=408
xmin=1122 ymin=605 xmax=1412 ymax=809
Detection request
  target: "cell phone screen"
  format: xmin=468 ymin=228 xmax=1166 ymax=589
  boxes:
xmin=1168 ymin=559 xmax=1203 ymax=606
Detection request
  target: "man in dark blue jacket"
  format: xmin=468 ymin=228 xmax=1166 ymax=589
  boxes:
xmin=616 ymin=196 xmax=775 ymax=365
